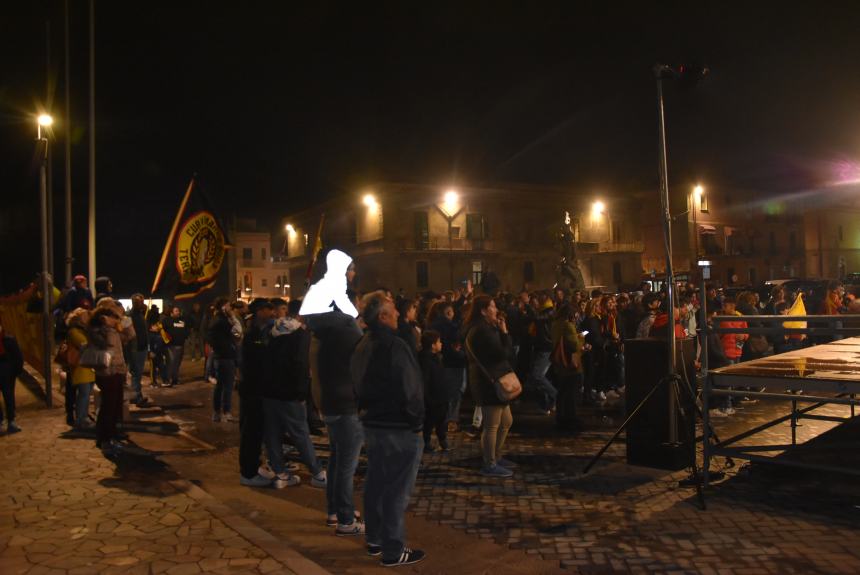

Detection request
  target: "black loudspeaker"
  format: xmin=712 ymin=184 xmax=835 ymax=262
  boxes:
xmin=624 ymin=338 xmax=696 ymax=470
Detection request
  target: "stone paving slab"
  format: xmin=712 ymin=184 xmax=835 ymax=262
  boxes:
xmin=0 ymin=401 xmax=325 ymax=575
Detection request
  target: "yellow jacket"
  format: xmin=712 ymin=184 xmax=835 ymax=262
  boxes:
xmin=67 ymin=327 xmax=96 ymax=385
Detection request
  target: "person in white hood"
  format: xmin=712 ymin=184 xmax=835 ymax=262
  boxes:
xmin=300 ymin=250 xmax=359 ymax=318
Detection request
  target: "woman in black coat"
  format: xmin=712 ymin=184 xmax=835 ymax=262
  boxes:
xmin=464 ymin=295 xmax=516 ymax=478
xmin=0 ymin=318 xmax=24 ymax=433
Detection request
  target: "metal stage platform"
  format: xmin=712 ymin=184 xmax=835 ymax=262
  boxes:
xmin=703 ymin=336 xmax=860 ymax=486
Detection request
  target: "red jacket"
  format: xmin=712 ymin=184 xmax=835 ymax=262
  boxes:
xmin=719 ymin=313 xmax=747 ymax=360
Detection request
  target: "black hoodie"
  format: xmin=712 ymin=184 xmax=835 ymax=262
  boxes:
xmin=306 ymin=311 xmax=363 ymax=416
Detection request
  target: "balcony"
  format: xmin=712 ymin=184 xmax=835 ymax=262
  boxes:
xmin=397 ymin=237 xmax=497 ymax=252
xmin=582 ymin=241 xmax=645 ymax=254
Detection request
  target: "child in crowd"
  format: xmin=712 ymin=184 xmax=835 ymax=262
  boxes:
xmin=419 ymin=330 xmax=450 ymax=453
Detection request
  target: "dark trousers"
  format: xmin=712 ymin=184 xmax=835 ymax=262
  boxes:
xmin=95 ymin=374 xmax=125 ymax=444
xmin=213 ymin=358 xmax=235 ymax=414
xmin=364 ymin=427 xmax=423 ymax=562
xmin=422 ymin=402 xmax=448 ymax=449
xmin=239 ymin=394 xmax=264 ymax=479
xmin=64 ymin=378 xmax=76 ymax=421
xmin=0 ymin=374 xmax=16 ymax=424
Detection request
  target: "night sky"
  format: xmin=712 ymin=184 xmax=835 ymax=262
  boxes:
xmin=2 ymin=1 xmax=860 ymax=294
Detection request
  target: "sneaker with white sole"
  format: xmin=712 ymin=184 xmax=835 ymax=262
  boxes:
xmin=240 ymin=474 xmax=271 ymax=487
xmin=479 ymin=463 xmax=513 ymax=478
xmin=272 ymin=473 xmax=301 ymax=489
xmin=212 ymin=413 xmax=221 ymax=423
xmin=257 ymin=465 xmax=275 ymax=480
xmin=223 ymin=412 xmax=235 ymax=423
xmin=335 ymin=520 xmax=365 ymax=536
xmin=367 ymin=544 xmax=382 ymax=556
xmin=381 ymin=547 xmax=426 ymax=567
xmin=311 ymin=470 xmax=327 ymax=488
xmin=327 ymin=510 xmax=361 ymax=527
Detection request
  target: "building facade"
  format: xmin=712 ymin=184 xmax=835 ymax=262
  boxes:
xmin=280 ymin=183 xmax=645 ymax=299
xmin=230 ymin=220 xmax=290 ymax=301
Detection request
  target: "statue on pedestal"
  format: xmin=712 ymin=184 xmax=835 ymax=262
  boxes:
xmin=555 ymin=211 xmax=586 ymax=292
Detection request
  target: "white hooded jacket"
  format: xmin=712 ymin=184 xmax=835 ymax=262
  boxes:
xmin=299 ymin=249 xmax=359 ymax=318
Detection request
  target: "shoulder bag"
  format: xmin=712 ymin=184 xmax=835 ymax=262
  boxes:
xmin=78 ymin=345 xmax=112 ymax=369
xmin=465 ymin=330 xmax=522 ymax=402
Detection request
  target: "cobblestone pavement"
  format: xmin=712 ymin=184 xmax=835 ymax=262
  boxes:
xmin=0 ymin=393 xmax=323 ymax=575
xmin=150 ymin=361 xmax=860 ymax=574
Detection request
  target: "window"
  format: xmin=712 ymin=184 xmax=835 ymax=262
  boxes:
xmin=611 ymin=220 xmax=622 ymax=243
xmin=471 ymin=261 xmax=483 ymax=286
xmin=261 ymin=248 xmax=267 ymax=260
xmin=466 ymin=214 xmax=488 ymax=240
xmin=700 ymin=194 xmax=709 ymax=213
xmin=612 ymin=261 xmax=622 ymax=284
xmin=261 ymin=278 xmax=268 ymax=287
xmin=416 ymin=261 xmax=429 ymax=289
xmin=523 ymin=261 xmax=535 ymax=283
xmin=414 ymin=212 xmax=429 ymax=250
xmin=789 ymin=231 xmax=797 ymax=253
xmin=748 ymin=268 xmax=757 ymax=285
xmin=450 ymin=225 xmax=461 ymax=239
xmin=769 ymin=231 xmax=776 ymax=253
xmin=242 ymin=247 xmax=253 ymax=260
xmin=839 ymin=225 xmax=844 ymax=242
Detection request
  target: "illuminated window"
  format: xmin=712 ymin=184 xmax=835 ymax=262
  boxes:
xmin=471 ymin=261 xmax=483 ymax=286
xmin=261 ymin=248 xmax=267 ymax=260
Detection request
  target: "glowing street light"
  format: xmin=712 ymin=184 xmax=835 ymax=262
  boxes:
xmin=37 ymin=113 xmax=53 ymax=140
xmin=363 ymin=194 xmax=378 ymax=208
xmin=591 ymin=200 xmax=605 ymax=216
xmin=693 ymin=184 xmax=704 ymax=201
xmin=285 ymin=223 xmax=295 ymax=235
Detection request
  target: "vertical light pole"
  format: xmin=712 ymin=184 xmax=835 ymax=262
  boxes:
xmin=653 ymin=62 xmax=708 ymax=444
xmin=64 ymin=0 xmax=73 ymax=284
xmin=37 ymin=114 xmax=55 ymax=407
xmin=693 ymin=184 xmax=704 ymax=264
xmin=436 ymin=189 xmax=462 ymax=289
xmin=88 ymin=0 xmax=96 ymax=285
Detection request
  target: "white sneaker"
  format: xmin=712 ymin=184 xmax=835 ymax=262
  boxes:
xmin=335 ymin=520 xmax=366 ymax=536
xmin=273 ymin=473 xmax=301 ymax=489
xmin=311 ymin=470 xmax=327 ymax=488
xmin=257 ymin=465 xmax=276 ymax=480
xmin=223 ymin=412 xmax=234 ymax=423
xmin=594 ymin=390 xmax=607 ymax=402
xmin=240 ymin=474 xmax=271 ymax=487
xmin=207 ymin=376 xmax=217 ymax=384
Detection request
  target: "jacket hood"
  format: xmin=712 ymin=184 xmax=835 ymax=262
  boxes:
xmin=325 ymin=250 xmax=353 ymax=278
xmin=305 ymin=310 xmax=358 ymax=334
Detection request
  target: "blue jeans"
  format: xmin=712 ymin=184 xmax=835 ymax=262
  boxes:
xmin=128 ymin=348 xmax=148 ymax=401
xmin=527 ymin=351 xmax=558 ymax=410
xmin=363 ymin=427 xmax=423 ymax=561
xmin=167 ymin=345 xmax=184 ymax=385
xmin=324 ymin=414 xmax=364 ymax=524
xmin=75 ymin=382 xmax=93 ymax=425
xmin=444 ymin=367 xmax=466 ymax=423
xmin=263 ymin=399 xmax=323 ymax=476
xmin=213 ymin=358 xmax=235 ymax=414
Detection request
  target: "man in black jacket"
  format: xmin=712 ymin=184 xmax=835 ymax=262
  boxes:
xmin=162 ymin=306 xmax=188 ymax=387
xmin=238 ymin=298 xmax=276 ymax=487
xmin=128 ymin=294 xmax=150 ymax=406
xmin=351 ymin=291 xmax=426 ymax=567
xmin=261 ymin=300 xmax=326 ymax=489
xmin=208 ymin=298 xmax=239 ymax=422
xmin=306 ymin=304 xmax=365 ymax=534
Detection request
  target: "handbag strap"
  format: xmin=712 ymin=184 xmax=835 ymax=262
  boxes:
xmin=464 ymin=328 xmax=496 ymax=383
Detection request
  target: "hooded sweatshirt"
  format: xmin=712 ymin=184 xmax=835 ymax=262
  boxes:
xmin=306 ymin=311 xmax=363 ymax=415
xmin=299 ymin=250 xmax=358 ymax=318
xmin=263 ymin=317 xmax=311 ymax=402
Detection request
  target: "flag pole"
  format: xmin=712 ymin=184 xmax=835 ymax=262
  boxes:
xmin=304 ymin=213 xmax=326 ymax=288
xmin=150 ymin=179 xmax=195 ymax=295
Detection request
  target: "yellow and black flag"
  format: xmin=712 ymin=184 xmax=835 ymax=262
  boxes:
xmin=150 ymin=178 xmax=231 ymax=300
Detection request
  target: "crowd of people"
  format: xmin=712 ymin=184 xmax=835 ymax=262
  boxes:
xmin=4 ymin=256 xmax=856 ymax=567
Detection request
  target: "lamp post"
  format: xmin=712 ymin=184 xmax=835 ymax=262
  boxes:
xmin=654 ymin=62 xmax=708 ymax=444
xmin=692 ymin=184 xmax=704 ymax=264
xmin=435 ymin=189 xmax=463 ymax=289
xmin=37 ymin=114 xmax=54 ymax=406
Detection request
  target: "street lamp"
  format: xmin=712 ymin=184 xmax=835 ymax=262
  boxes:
xmin=692 ymin=184 xmax=704 ymax=261
xmin=363 ymin=193 xmax=379 ymax=214
xmin=591 ymin=200 xmax=605 ymax=217
xmin=436 ymin=188 xmax=464 ymax=289
xmin=36 ymin=113 xmax=54 ymax=406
